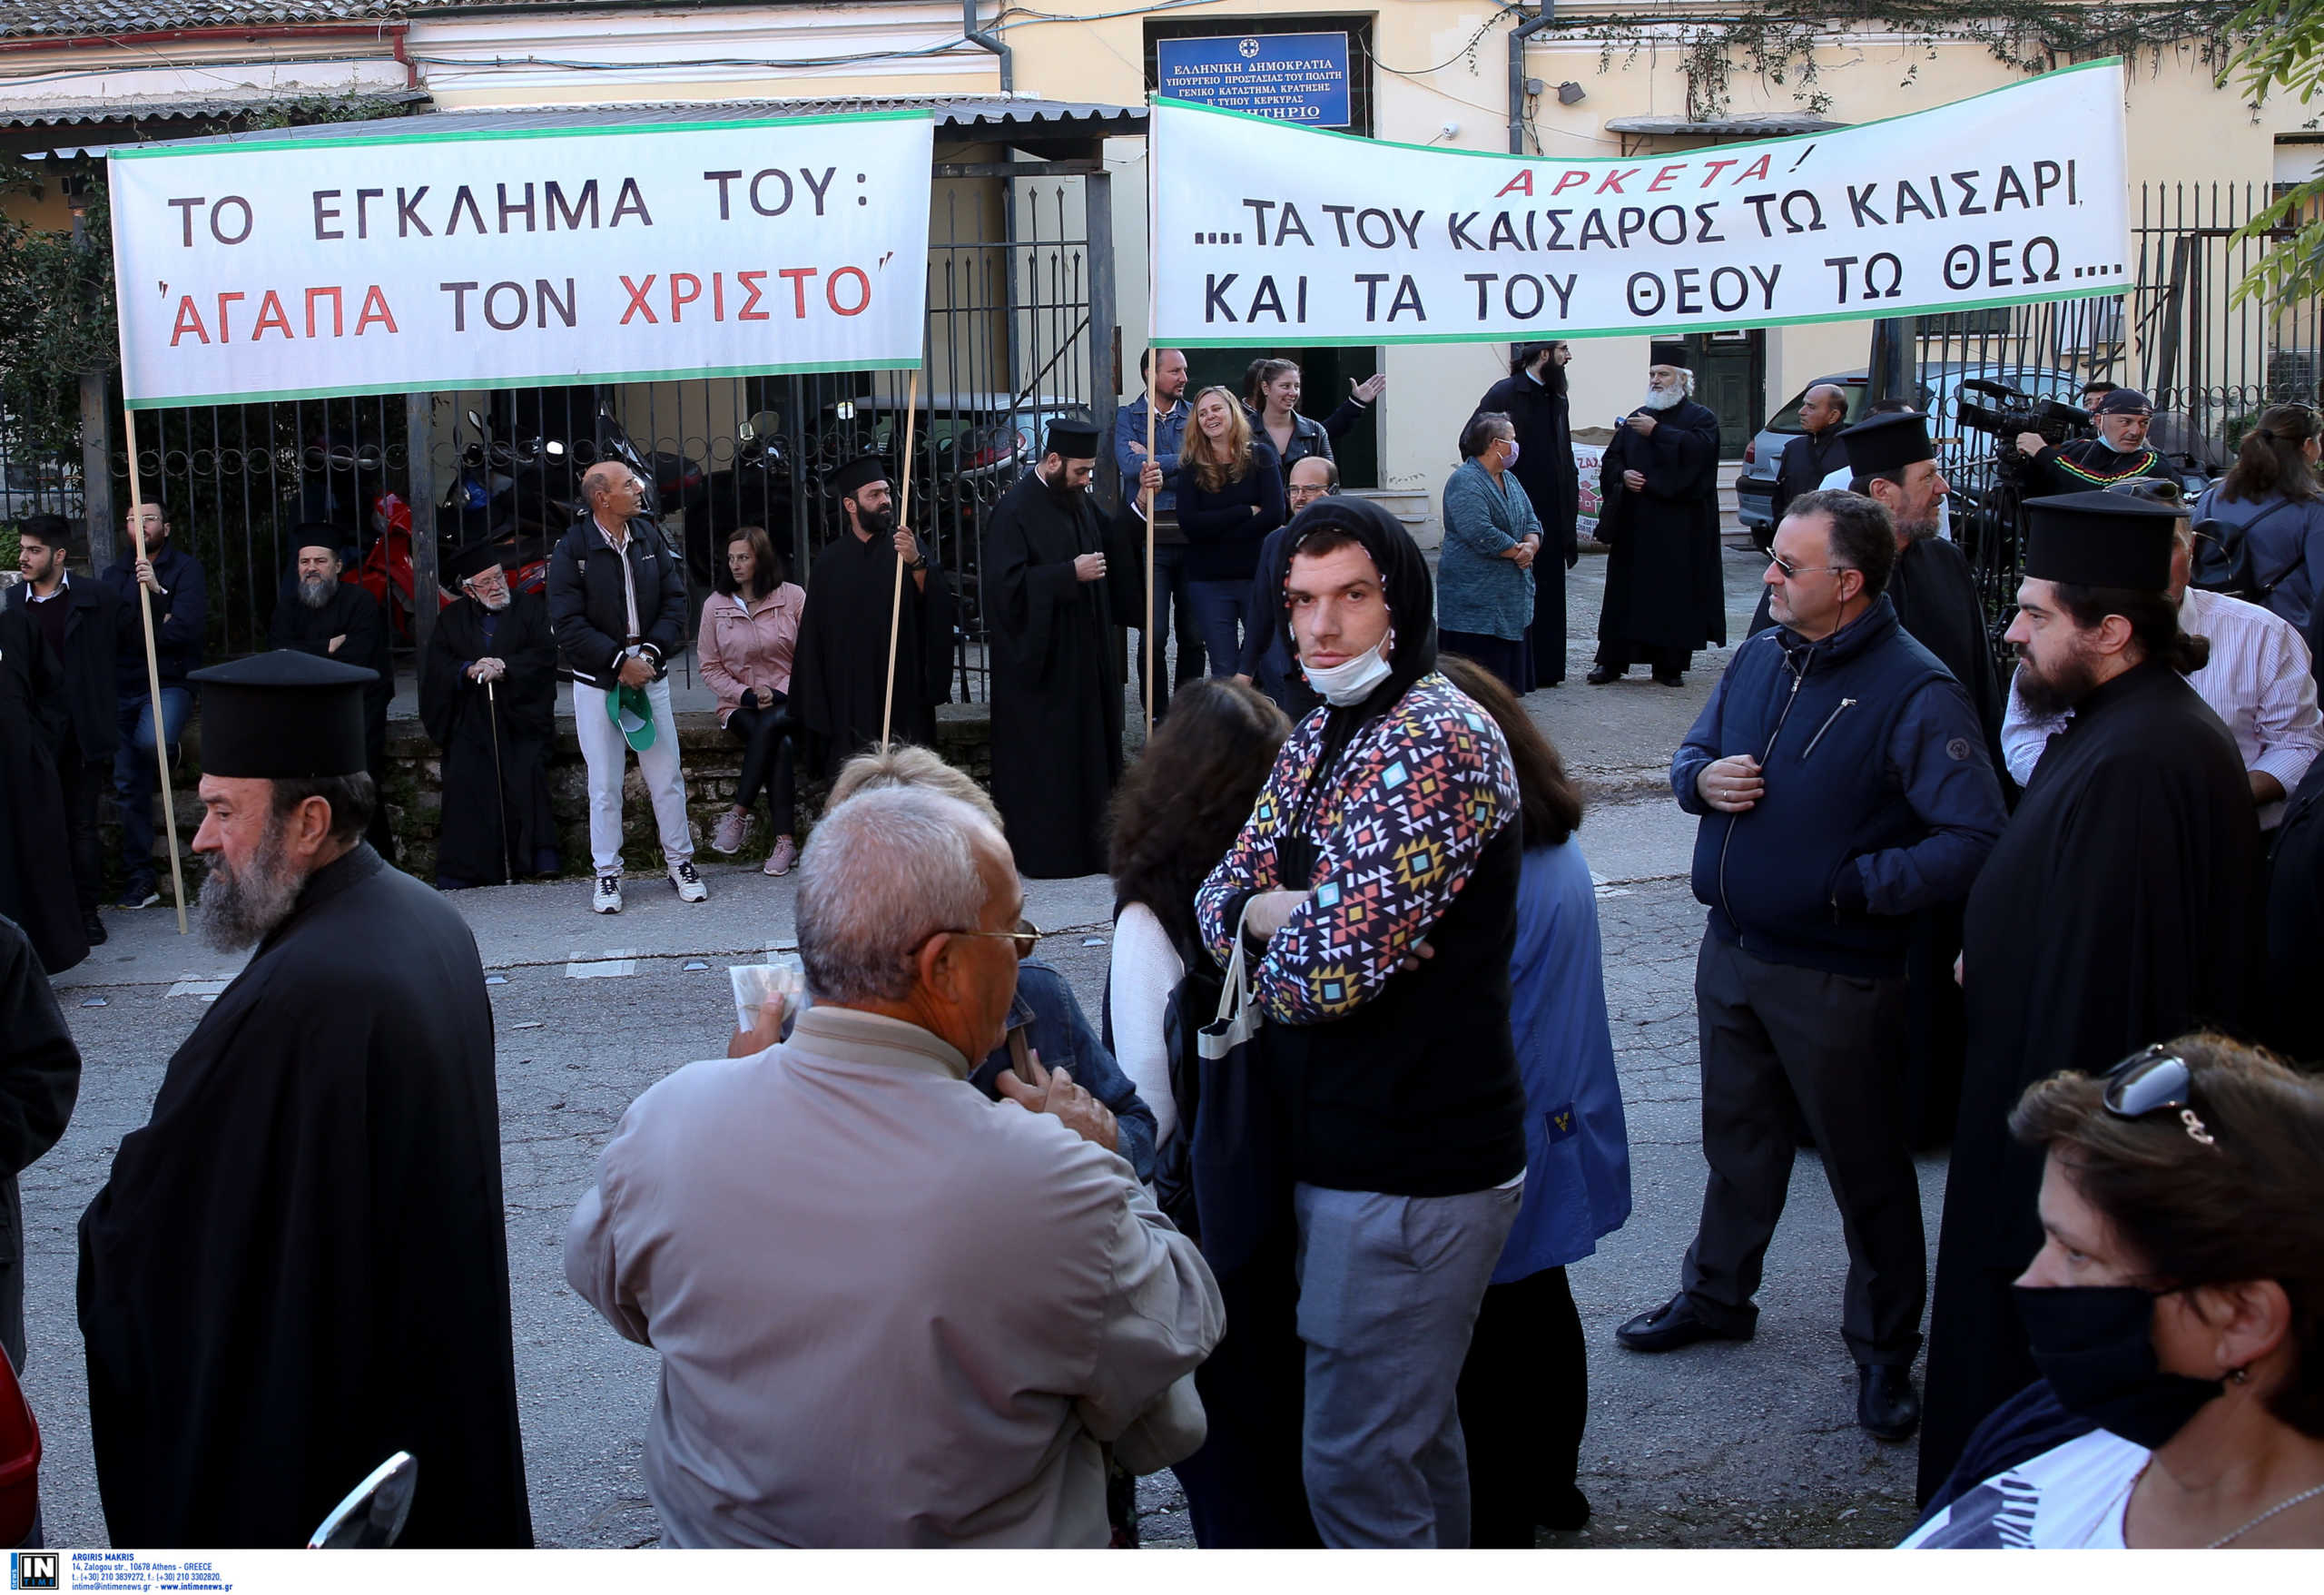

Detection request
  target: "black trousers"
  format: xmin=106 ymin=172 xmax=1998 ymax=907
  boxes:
xmin=56 ymin=735 xmax=105 ymax=918
xmin=1594 ymin=639 xmax=1693 ymax=676
xmin=1457 ymin=1266 xmax=1589 ymax=1547
xmin=1680 ymin=930 xmax=1925 ymax=1365
xmin=725 ymin=696 xmax=797 ymax=834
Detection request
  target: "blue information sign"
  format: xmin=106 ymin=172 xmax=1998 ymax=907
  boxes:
xmin=1156 ymin=33 xmax=1353 ymax=128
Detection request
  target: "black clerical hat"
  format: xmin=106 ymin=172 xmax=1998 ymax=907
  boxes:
xmin=2021 ymin=491 xmax=2181 ymax=591
xmin=445 ymin=539 xmax=512 ymax=584
xmin=1043 ymin=417 xmax=1102 ymax=460
xmin=826 ymin=455 xmax=891 ymax=501
xmin=1649 ymin=340 xmax=1689 ymax=368
xmin=188 ymin=649 xmax=375 ymax=779
xmin=1840 ymin=411 xmax=1935 ymax=478
xmin=290 ymin=522 xmax=343 ymax=556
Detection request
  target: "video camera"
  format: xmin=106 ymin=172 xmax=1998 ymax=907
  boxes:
xmin=1955 ymin=379 xmax=2091 ymax=450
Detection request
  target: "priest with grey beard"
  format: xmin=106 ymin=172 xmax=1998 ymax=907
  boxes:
xmin=268 ymin=526 xmax=396 ymax=859
xmin=78 ymin=649 xmax=533 ymax=1548
xmin=1587 ymin=341 xmax=1727 ymax=687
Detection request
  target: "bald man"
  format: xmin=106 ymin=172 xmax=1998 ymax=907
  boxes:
xmin=547 ymin=461 xmax=705 ymax=913
xmin=1768 ymin=385 xmax=1852 ymax=547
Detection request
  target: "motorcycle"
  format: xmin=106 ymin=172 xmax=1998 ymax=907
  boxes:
xmin=680 ymin=408 xmax=795 ymax=584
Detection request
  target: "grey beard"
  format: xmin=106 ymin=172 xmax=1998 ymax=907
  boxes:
xmin=1641 ymin=386 xmax=1685 ymax=412
xmin=478 ymin=591 xmax=512 ymax=612
xmin=1902 ymin=516 xmax=1942 ymax=542
xmin=298 ymin=576 xmax=336 ymax=609
xmin=196 ymin=819 xmax=305 ymax=952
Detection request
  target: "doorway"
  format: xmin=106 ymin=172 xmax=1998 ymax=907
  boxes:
xmin=1686 ymin=330 xmax=1765 ymax=458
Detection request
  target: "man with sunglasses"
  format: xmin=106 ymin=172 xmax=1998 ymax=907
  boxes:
xmin=1921 ymin=490 xmax=2265 ymax=1503
xmin=1620 ymin=490 xmax=2004 ymax=1443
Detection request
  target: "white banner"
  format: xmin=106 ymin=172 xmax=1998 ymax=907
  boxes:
xmin=110 ymin=110 xmax=935 ymax=408
xmin=1154 ymin=60 xmax=2129 ymax=346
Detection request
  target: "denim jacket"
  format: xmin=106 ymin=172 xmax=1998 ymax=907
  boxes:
xmin=969 ymin=960 xmax=1158 ymax=1182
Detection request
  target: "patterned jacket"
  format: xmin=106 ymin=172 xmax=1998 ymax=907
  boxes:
xmin=1196 ymin=670 xmax=1519 ymax=1024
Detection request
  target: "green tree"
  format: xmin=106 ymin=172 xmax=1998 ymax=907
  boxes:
xmin=2232 ymin=0 xmax=2324 ymax=304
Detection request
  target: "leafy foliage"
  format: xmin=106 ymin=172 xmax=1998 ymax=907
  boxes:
xmin=0 ymin=166 xmax=114 ymax=460
xmin=2230 ymin=0 xmax=2324 ymax=306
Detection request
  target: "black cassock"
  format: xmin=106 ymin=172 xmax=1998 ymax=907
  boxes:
xmin=1594 ymin=400 xmax=1727 ymax=654
xmin=0 ymin=607 xmax=84 ymax=975
xmin=79 ymin=846 xmax=533 ymax=1547
xmin=1918 ymin=660 xmax=2260 ymax=1502
xmin=419 ymin=593 xmax=558 ymax=885
xmin=1474 ymin=371 xmax=1579 ymax=686
xmin=985 ymin=472 xmax=1126 ymax=879
xmin=789 ymin=528 xmax=954 ymax=777
xmin=2263 ymin=757 xmax=2324 ymax=1064
xmin=1886 ymin=533 xmax=2007 ymax=1147
xmin=270 ymin=582 xmax=396 ymax=858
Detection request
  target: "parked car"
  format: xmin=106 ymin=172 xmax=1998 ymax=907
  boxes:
xmin=1735 ymin=361 xmax=2087 ymax=536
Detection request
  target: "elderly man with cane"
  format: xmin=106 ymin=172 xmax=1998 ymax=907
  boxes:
xmin=421 ymin=542 xmax=559 ymax=889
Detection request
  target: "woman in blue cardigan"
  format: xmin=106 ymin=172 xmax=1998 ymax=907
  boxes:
xmin=1441 ymin=654 xmax=1631 ymax=1545
xmin=1438 ymin=411 xmax=1544 ymax=695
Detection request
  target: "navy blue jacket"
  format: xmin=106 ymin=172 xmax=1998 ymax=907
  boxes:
xmin=1674 ymin=597 xmax=2005 ymax=977
xmin=968 ymin=959 xmax=1158 ymax=1183
xmin=100 ymin=542 xmax=207 ymax=693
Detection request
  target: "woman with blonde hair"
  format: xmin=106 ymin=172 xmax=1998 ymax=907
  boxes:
xmin=1174 ymin=385 xmax=1285 ymax=681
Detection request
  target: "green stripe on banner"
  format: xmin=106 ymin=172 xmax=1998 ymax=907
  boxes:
xmin=124 ymin=357 xmax=923 ymax=410
xmin=107 ymin=106 xmax=937 ymax=160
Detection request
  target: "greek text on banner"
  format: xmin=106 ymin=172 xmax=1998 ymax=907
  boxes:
xmin=1152 ymin=59 xmax=2130 ymax=347
xmin=109 ymin=109 xmax=935 ymax=408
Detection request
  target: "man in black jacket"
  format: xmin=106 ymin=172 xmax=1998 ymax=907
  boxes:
xmin=547 ymin=462 xmax=704 ymax=914
xmin=268 ymin=527 xmax=397 ymax=861
xmin=2017 ymin=387 xmax=2173 ymax=493
xmin=0 ymin=913 xmax=80 ymax=1373
xmin=99 ymin=498 xmax=205 ymax=910
xmin=9 ymin=515 xmax=120 ymax=945
xmin=1769 ymin=385 xmax=1853 ymax=539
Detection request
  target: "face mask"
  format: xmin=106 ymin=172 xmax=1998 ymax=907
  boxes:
xmin=2014 ymin=1285 xmax=2224 ymax=1450
xmin=1501 ymin=439 xmax=1521 ymax=468
xmin=1303 ymin=629 xmax=1394 ymax=707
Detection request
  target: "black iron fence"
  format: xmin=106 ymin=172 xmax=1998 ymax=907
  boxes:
xmin=90 ymin=169 xmax=1106 ymax=704
xmin=1913 ymin=180 xmax=2322 ymax=655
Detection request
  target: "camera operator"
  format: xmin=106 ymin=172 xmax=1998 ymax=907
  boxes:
xmin=2017 ymin=388 xmax=2173 ymax=495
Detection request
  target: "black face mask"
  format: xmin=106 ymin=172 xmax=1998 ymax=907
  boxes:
xmin=2014 ymin=1285 xmax=2224 ymax=1450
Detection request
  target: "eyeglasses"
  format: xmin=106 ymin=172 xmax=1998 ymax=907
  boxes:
xmin=943 ymin=918 xmax=1041 ymax=960
xmin=1767 ymin=554 xmax=1850 ymax=580
xmin=2102 ymin=1045 xmax=2215 ymax=1147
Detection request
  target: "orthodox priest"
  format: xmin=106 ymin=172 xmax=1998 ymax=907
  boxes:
xmin=789 ymin=456 xmax=954 ymax=777
xmin=420 ymin=542 xmax=559 ymax=888
xmin=79 ymin=650 xmax=533 ymax=1548
xmin=1841 ymin=411 xmax=2008 ymax=1150
xmin=268 ymin=527 xmax=397 ymax=860
xmin=1918 ymin=491 xmax=2261 ymax=1502
xmin=1588 ymin=341 xmax=1726 ymax=687
xmin=985 ymin=418 xmax=1126 ymax=878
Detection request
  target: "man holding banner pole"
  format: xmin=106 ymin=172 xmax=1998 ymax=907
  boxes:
xmin=99 ymin=496 xmax=202 ymax=919
xmin=1122 ymin=348 xmax=1199 ymax=716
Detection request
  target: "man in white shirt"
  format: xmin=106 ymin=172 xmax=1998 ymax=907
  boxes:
xmin=2001 ymin=498 xmax=2322 ymax=829
xmin=566 ymin=785 xmax=1221 ymax=1546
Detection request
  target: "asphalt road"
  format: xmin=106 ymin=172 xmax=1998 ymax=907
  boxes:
xmin=25 ymin=541 xmax=1938 ymax=1549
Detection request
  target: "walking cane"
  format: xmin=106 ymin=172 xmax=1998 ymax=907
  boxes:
xmin=880 ymin=368 xmax=923 ymax=749
xmin=485 ymin=675 xmax=512 ymax=885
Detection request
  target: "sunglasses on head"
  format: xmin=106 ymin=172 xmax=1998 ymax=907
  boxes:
xmin=2102 ymin=1045 xmax=2215 ymax=1147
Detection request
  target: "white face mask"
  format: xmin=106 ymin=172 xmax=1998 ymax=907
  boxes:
xmin=1303 ymin=628 xmax=1395 ymax=706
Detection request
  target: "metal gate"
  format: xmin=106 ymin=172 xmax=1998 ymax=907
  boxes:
xmin=1912 ymin=181 xmax=2324 ymax=652
xmin=109 ymin=164 xmax=1108 ymax=706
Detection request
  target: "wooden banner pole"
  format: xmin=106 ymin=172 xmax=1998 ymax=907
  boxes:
xmin=880 ymin=368 xmax=923 ymax=749
xmin=1143 ymin=94 xmax=1160 ymax=742
xmin=121 ymin=412 xmax=189 ymax=935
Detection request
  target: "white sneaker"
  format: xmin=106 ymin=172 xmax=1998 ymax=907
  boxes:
xmin=593 ymin=874 xmax=624 ymax=914
xmin=670 ymin=859 xmax=708 ymax=902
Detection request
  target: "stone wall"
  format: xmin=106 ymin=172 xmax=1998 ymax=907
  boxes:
xmin=109 ymin=709 xmax=995 ymax=898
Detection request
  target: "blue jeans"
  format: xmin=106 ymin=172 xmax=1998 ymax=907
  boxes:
xmin=1188 ymin=576 xmax=1256 ymax=682
xmin=113 ymin=686 xmax=191 ymax=888
xmin=1135 ymin=539 xmax=1206 ymax=710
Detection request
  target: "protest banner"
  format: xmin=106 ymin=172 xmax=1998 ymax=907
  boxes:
xmin=109 ymin=109 xmax=935 ymax=407
xmin=1154 ymin=58 xmax=2128 ymax=346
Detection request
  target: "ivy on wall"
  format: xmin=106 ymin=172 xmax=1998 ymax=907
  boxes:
xmin=1539 ymin=3 xmax=2251 ymax=122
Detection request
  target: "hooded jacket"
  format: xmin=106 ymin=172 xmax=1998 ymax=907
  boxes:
xmin=1196 ymin=497 xmax=1528 ymax=1196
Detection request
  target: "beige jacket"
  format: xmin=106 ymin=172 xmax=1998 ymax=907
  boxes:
xmin=565 ymin=1004 xmax=1222 ymax=1547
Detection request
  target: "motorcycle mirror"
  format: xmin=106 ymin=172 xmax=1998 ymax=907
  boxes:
xmin=832 ymin=400 xmax=856 ymax=421
xmin=307 ymin=1452 xmax=417 ymax=1550
xmin=466 ymin=409 xmax=485 ymax=432
xmin=748 ymin=409 xmax=781 ymax=438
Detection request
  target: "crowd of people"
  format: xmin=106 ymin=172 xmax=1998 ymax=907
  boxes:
xmin=2 ymin=342 xmax=2322 ymax=1554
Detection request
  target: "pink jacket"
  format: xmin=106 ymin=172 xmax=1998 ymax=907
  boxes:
xmin=697 ymin=585 xmax=804 ymax=724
